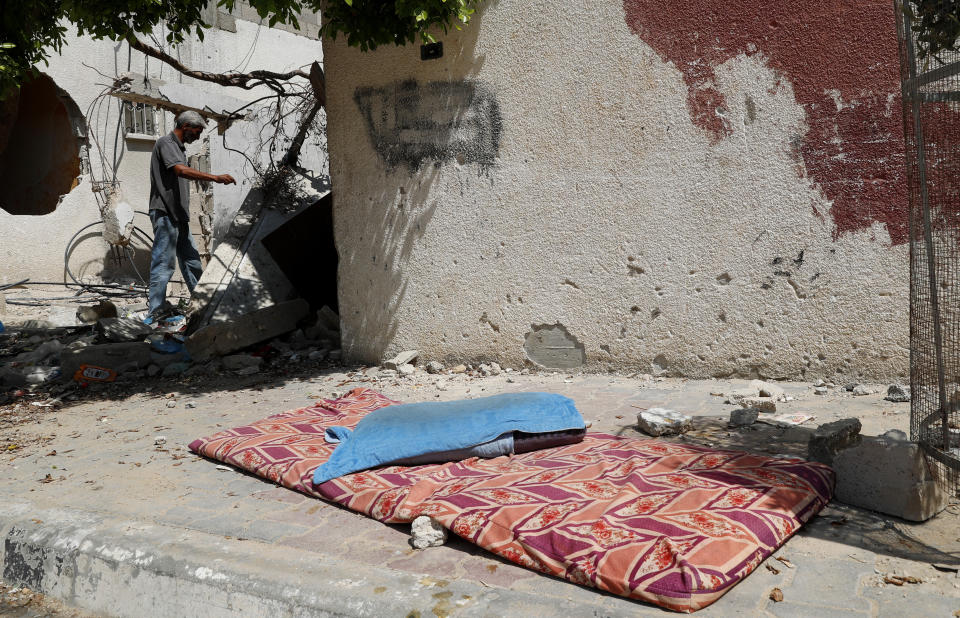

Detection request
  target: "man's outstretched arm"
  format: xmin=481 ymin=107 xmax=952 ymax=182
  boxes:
xmin=172 ymin=164 xmax=236 ymax=185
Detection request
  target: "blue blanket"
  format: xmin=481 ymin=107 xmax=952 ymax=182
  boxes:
xmin=312 ymin=392 xmax=584 ymax=483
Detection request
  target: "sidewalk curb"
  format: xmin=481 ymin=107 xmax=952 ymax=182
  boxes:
xmin=0 ymin=502 xmax=630 ymax=617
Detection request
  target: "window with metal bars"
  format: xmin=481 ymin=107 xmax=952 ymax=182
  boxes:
xmin=123 ymin=102 xmax=163 ymax=137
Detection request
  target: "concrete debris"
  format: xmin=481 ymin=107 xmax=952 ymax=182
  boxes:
xmin=751 ymin=380 xmax=787 ymax=402
xmin=162 ymin=362 xmax=190 ymax=377
xmin=435 ymin=379 xmax=448 ymax=391
xmin=154 ymin=436 xmax=167 ymax=445
xmin=0 ymin=366 xmax=28 ymax=387
xmin=451 ymin=364 xmax=467 ymax=374
xmin=222 ymin=354 xmax=263 ymax=371
xmin=885 ymin=384 xmax=911 ymax=403
xmin=730 ymin=408 xmax=759 ymax=427
xmin=813 ymin=379 xmax=826 ymax=387
xmin=61 ymin=341 xmax=151 ymax=380
xmin=843 ymin=383 xmax=858 ymax=392
xmin=425 ymin=361 xmax=444 ymax=374
xmin=186 ymin=299 xmax=309 ymax=362
xmin=478 ymin=363 xmax=501 ymax=376
xmin=166 ymin=400 xmax=177 ymax=408
xmin=410 ymin=516 xmax=448 ymax=549
xmin=308 ymin=349 xmax=327 ymax=361
xmin=852 ymin=384 xmax=879 ymax=396
xmin=489 ymin=362 xmax=502 ymax=375
xmin=384 ymin=350 xmax=419 ymax=370
xmin=305 ymin=306 xmax=340 ymax=341
xmin=397 ymin=363 xmax=416 ymax=377
xmin=13 ymin=340 xmax=63 ymax=365
xmin=96 ymin=317 xmax=154 ymax=342
xmin=235 ymin=366 xmax=260 ymax=376
xmin=833 ymin=432 xmax=948 ymax=522
xmin=740 ymin=397 xmax=776 ymax=413
xmin=76 ymin=300 xmax=118 ymax=324
xmin=807 ymin=418 xmax=862 ymax=465
xmin=637 ymin=408 xmax=692 ymax=437
xmin=814 ymin=386 xmax=828 ymax=395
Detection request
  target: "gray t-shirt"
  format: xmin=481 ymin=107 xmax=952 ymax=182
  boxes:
xmin=149 ymin=132 xmax=189 ymax=223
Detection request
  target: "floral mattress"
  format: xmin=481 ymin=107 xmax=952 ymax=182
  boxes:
xmin=189 ymin=388 xmax=834 ymax=612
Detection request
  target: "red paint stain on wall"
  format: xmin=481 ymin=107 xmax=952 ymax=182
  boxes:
xmin=623 ymin=1 xmax=907 ymax=244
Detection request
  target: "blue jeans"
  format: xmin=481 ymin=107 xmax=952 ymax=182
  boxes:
xmin=148 ymin=210 xmax=202 ymax=314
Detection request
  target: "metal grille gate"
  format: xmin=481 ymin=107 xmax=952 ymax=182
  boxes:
xmin=897 ymin=1 xmax=960 ymax=492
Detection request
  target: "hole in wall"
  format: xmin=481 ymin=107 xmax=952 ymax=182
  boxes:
xmin=0 ymin=73 xmax=87 ymax=215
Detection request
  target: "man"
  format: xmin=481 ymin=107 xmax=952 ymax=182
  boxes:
xmin=146 ymin=111 xmax=235 ymax=323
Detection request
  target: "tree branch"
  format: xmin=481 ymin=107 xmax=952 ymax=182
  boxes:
xmin=124 ymin=34 xmax=311 ymax=93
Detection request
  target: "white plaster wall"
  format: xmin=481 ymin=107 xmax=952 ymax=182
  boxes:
xmin=323 ymin=2 xmax=909 ymax=380
xmin=1 ymin=17 xmax=325 ymax=287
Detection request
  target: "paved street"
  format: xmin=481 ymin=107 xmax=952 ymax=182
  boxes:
xmin=2 ymin=365 xmax=958 ymax=616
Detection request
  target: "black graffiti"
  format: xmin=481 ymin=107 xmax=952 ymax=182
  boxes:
xmin=354 ymin=79 xmax=502 ymax=171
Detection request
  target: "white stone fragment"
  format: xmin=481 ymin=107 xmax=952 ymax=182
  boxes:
xmin=411 ymin=516 xmax=448 ymax=549
xmin=637 ymin=408 xmax=692 ymax=436
xmin=384 ymin=350 xmax=419 ymax=370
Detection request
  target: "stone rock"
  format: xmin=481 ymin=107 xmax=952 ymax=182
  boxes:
xmin=222 ymin=354 xmax=262 ymax=371
xmin=730 ymin=408 xmax=759 ymax=427
xmin=478 ymin=363 xmax=493 ymax=376
xmin=637 ymin=408 xmax=692 ymax=437
xmin=149 ymin=348 xmax=190 ymax=369
xmin=411 ymin=516 xmax=448 ymax=549
xmin=814 ymin=386 xmax=828 ymax=395
xmin=807 ymin=418 xmax=862 ymax=465
xmin=308 ymin=349 xmax=327 ymax=361
xmin=813 ymin=379 xmax=826 ymax=387
xmin=397 ymin=363 xmax=416 ymax=377
xmin=425 ymin=361 xmax=444 ymax=374
xmin=852 ymin=384 xmax=877 ymax=396
xmin=451 ymin=364 xmax=467 ymax=374
xmin=162 ymin=362 xmax=190 ymax=377
xmin=0 ymin=366 xmax=27 ymax=388
xmin=750 ymin=380 xmax=787 ymax=402
xmin=46 ymin=305 xmax=81 ymax=328
xmin=96 ymin=317 xmax=154 ymax=343
xmin=61 ymin=341 xmax=152 ymax=380
xmin=76 ymin=300 xmax=118 ymax=324
xmin=885 ymin=384 xmax=911 ymax=403
xmin=725 ymin=388 xmax=756 ymax=405
xmin=154 ymin=436 xmax=166 ymax=445
xmin=166 ymin=400 xmax=177 ymax=408
xmin=435 ymin=379 xmax=448 ymax=391
xmin=235 ymin=366 xmax=260 ymax=376
xmin=833 ymin=434 xmax=949 ymax=522
xmin=506 ymin=376 xmax=515 ymax=383
xmin=882 ymin=429 xmax=908 ymax=441
xmin=384 ymin=350 xmax=419 ymax=370
xmin=844 ymin=383 xmax=858 ymax=392
xmin=185 ymin=402 xmax=197 ymax=409
xmin=740 ymin=397 xmax=776 ymax=413
xmin=489 ymin=362 xmax=502 ymax=376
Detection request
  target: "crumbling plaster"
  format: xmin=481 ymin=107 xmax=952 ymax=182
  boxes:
xmin=323 ymin=1 xmax=909 ymax=380
xmin=1 ymin=17 xmax=325 ymax=287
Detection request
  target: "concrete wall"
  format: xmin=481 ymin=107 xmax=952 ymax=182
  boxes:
xmin=323 ymin=1 xmax=909 ymax=380
xmin=1 ymin=14 xmax=325 ymax=294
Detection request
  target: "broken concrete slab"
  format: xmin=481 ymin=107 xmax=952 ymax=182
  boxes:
xmin=885 ymin=384 xmax=911 ymax=403
xmin=833 ymin=433 xmax=949 ymax=522
xmin=808 ymin=418 xmax=862 ymax=465
xmin=384 ymin=350 xmax=419 ymax=370
xmin=185 ymin=299 xmax=309 ymax=362
xmin=730 ymin=408 xmax=759 ymax=427
xmin=96 ymin=317 xmax=154 ymax=343
xmin=637 ymin=408 xmax=692 ymax=437
xmin=60 ymin=341 xmax=152 ymax=380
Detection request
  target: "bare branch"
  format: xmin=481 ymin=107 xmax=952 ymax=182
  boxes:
xmin=124 ymin=34 xmax=311 ymax=93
